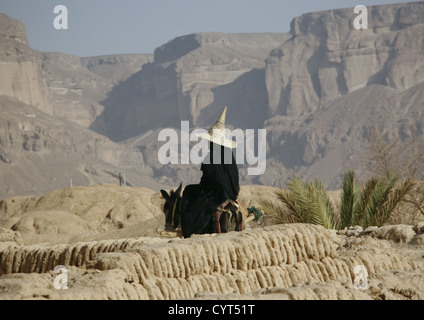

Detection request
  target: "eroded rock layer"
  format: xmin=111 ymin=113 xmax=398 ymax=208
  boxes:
xmin=0 ymin=224 xmax=421 ymax=300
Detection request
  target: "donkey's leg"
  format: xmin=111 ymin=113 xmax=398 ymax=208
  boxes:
xmin=236 ymin=211 xmax=242 ymax=231
xmin=214 ymin=210 xmax=222 ymax=233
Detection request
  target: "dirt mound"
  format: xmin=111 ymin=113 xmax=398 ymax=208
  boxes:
xmin=0 ymin=184 xmax=165 ymax=245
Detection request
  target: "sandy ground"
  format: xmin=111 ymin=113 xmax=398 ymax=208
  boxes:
xmin=0 ymin=184 xmax=423 ymax=300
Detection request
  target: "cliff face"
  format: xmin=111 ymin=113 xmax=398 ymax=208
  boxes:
xmin=92 ymin=3 xmax=424 ymax=188
xmin=0 ymin=94 xmax=170 ymax=198
xmin=0 ymin=14 xmax=51 ymax=114
xmin=0 ymin=14 xmax=153 ymax=129
xmin=99 ymin=32 xmax=290 ymax=141
xmin=265 ymin=2 xmax=424 ymax=116
xmin=169 ymin=33 xmax=290 ymax=126
xmin=0 ymin=15 xmax=160 ymax=199
xmin=1 ymin=2 xmax=424 ymax=196
xmin=40 ymin=52 xmax=153 ymax=128
xmin=258 ymin=2 xmax=424 ymax=187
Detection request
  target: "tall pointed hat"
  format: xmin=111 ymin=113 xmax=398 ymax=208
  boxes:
xmin=195 ymin=106 xmax=237 ymax=149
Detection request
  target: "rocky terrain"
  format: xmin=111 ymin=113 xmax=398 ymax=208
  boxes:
xmin=0 ymin=3 xmax=423 ymax=300
xmin=95 ymin=32 xmax=290 ymax=141
xmin=0 ymin=218 xmax=423 ymax=300
xmin=90 ymin=2 xmax=424 ymax=188
xmin=0 ymin=14 xmax=50 ymax=114
xmin=0 ymin=94 xmax=168 ymax=198
xmin=0 ymin=14 xmax=160 ymax=199
xmin=262 ymin=2 xmax=424 ymax=186
xmin=0 ymin=14 xmax=153 ymax=128
xmin=1 ymin=3 xmax=424 ymax=198
xmin=266 ymin=3 xmax=424 ymax=115
xmin=41 ymin=52 xmax=153 ymax=129
xmin=0 ymin=184 xmax=422 ymax=300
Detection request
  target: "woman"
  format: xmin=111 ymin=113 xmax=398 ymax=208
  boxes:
xmin=180 ymin=107 xmax=240 ymax=238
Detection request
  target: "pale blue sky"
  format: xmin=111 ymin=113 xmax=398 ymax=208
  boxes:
xmin=0 ymin=0 xmax=419 ymax=57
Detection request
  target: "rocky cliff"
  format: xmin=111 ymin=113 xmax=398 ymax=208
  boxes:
xmin=95 ymin=2 xmax=424 ymax=188
xmin=265 ymin=2 xmax=424 ymax=115
xmin=261 ymin=2 xmax=424 ymax=187
xmin=1 ymin=2 xmax=424 ymax=197
xmin=40 ymin=52 xmax=152 ymax=128
xmin=98 ymin=32 xmax=290 ymax=141
xmin=0 ymin=15 xmax=158 ymax=199
xmin=0 ymin=94 xmax=167 ymax=199
xmin=0 ymin=13 xmax=153 ymax=129
xmin=0 ymin=14 xmax=51 ymax=114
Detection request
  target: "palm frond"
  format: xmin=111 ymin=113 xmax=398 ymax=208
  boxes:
xmin=360 ymin=173 xmax=399 ymax=228
xmin=260 ymin=196 xmax=300 ymax=225
xmin=340 ymin=170 xmax=361 ymax=229
xmin=282 ymin=176 xmax=314 ymax=223
xmin=356 ymin=176 xmax=379 ymax=226
xmin=276 ymin=176 xmax=338 ymax=229
xmin=308 ymin=179 xmax=339 ymax=229
xmin=371 ymin=178 xmax=415 ymax=226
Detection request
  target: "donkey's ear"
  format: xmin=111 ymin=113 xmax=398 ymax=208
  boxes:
xmin=160 ymin=189 xmax=169 ymax=200
xmin=175 ymin=183 xmax=182 ymax=196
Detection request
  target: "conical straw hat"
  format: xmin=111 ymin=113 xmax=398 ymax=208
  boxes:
xmin=195 ymin=106 xmax=237 ymax=149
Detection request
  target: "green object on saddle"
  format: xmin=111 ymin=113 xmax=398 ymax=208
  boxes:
xmin=247 ymin=206 xmax=264 ymax=225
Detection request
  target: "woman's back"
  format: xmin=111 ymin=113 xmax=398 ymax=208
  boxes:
xmin=200 ymin=142 xmax=240 ymax=202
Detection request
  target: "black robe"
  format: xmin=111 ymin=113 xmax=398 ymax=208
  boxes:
xmin=181 ymin=142 xmax=240 ymax=238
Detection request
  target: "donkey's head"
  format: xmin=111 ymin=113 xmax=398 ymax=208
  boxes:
xmin=160 ymin=183 xmax=182 ymax=231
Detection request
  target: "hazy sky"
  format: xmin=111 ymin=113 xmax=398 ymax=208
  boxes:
xmin=1 ymin=0 xmax=419 ymax=57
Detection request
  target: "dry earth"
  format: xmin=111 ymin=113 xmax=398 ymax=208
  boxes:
xmin=0 ymin=184 xmax=423 ymax=300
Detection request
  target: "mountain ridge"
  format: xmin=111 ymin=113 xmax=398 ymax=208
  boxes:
xmin=0 ymin=2 xmax=424 ymax=199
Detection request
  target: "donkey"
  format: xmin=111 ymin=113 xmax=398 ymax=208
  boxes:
xmin=160 ymin=183 xmax=245 ymax=237
xmin=160 ymin=183 xmax=183 ymax=232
